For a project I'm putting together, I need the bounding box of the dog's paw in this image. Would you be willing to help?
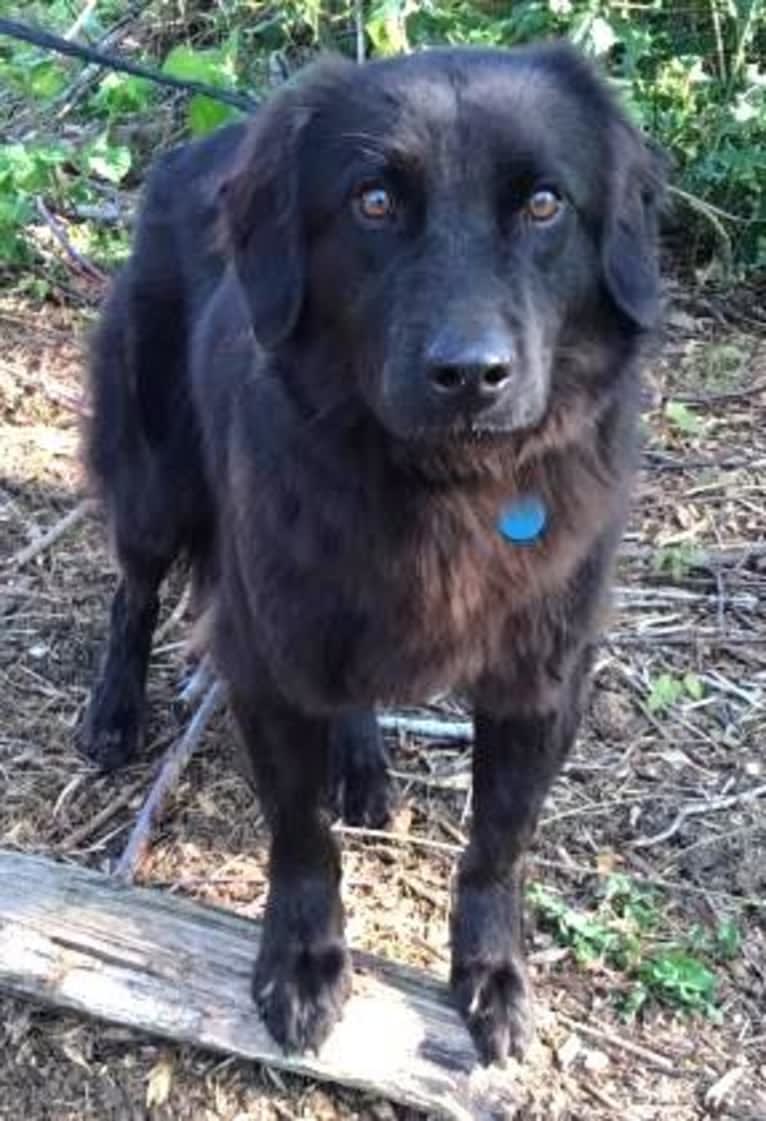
[339,752,393,828]
[329,712,393,828]
[76,683,143,772]
[253,935,352,1053]
[451,953,534,1066]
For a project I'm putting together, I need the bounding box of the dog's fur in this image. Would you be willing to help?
[80,43,664,1065]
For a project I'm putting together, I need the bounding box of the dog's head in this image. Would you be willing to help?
[221,45,666,444]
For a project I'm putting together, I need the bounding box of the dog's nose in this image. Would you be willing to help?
[425,332,515,402]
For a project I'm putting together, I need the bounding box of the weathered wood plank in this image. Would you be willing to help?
[0,851,522,1119]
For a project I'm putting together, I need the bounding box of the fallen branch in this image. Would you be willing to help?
[6,499,93,568]
[179,653,214,705]
[633,782,766,849]
[55,776,149,852]
[0,850,522,1120]
[35,196,108,282]
[155,582,192,643]
[667,185,733,269]
[115,681,225,882]
[620,541,766,569]
[53,2,155,121]
[614,584,759,611]
[705,1066,746,1112]
[0,17,256,111]
[674,376,766,407]
[379,713,472,741]
[608,630,766,648]
[336,823,462,856]
[531,856,765,910]
[557,1012,678,1075]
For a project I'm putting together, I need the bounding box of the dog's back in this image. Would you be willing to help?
[85,123,245,541]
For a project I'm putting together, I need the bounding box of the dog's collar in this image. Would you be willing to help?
[497,495,547,545]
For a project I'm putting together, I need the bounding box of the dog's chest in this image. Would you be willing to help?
[242,475,584,709]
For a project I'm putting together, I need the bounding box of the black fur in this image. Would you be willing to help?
[80,43,664,1064]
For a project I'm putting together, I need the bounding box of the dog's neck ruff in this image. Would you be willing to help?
[497,495,547,545]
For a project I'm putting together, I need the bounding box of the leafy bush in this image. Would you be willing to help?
[0,1,764,275]
[0,135,132,266]
[398,1,766,272]
[528,875,738,1021]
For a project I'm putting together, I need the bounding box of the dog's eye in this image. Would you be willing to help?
[353,183,395,224]
[525,188,562,224]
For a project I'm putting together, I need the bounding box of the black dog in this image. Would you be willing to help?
[80,43,664,1065]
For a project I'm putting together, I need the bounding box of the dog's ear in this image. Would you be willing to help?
[219,93,311,348]
[602,128,668,331]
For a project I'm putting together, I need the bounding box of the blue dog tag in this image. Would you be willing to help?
[497,495,547,545]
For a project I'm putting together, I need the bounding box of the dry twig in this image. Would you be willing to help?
[155,582,192,642]
[56,776,149,852]
[114,681,225,882]
[336,823,461,856]
[379,713,472,741]
[6,499,93,568]
[35,197,108,282]
[557,1013,678,1074]
[633,783,766,849]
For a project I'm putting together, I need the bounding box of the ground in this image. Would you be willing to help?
[0,278,764,1121]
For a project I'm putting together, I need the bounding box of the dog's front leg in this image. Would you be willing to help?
[451,649,592,1065]
[230,686,351,1054]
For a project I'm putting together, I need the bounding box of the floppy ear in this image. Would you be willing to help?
[602,129,668,331]
[220,95,311,348]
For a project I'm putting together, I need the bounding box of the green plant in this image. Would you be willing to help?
[1,1,764,276]
[633,950,718,1019]
[528,883,626,966]
[162,39,243,136]
[714,919,743,960]
[381,0,766,271]
[89,73,156,118]
[700,341,748,389]
[689,917,743,961]
[528,876,734,1021]
[647,671,704,712]
[0,130,133,268]
[653,543,706,582]
[664,400,705,437]
[0,141,68,264]
[0,2,258,267]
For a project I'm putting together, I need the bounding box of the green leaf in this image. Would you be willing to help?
[589,16,618,57]
[0,142,67,194]
[653,543,706,583]
[683,673,704,701]
[366,0,411,56]
[161,45,241,135]
[163,45,234,87]
[665,400,703,436]
[188,95,237,137]
[0,193,33,229]
[641,950,717,1010]
[28,60,67,100]
[715,920,742,960]
[570,12,619,56]
[620,983,648,1021]
[647,673,683,713]
[84,135,132,184]
[91,73,154,115]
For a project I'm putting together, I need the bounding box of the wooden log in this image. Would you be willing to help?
[0,851,522,1119]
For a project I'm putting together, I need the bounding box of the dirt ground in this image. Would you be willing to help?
[1,279,765,1121]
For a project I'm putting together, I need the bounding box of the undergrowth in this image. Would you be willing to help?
[528,874,741,1022]
[1,1,764,280]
